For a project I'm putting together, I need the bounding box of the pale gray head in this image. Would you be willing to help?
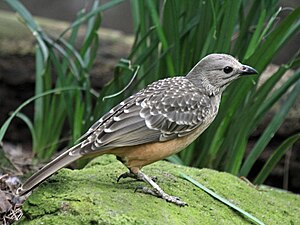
[186,53,257,94]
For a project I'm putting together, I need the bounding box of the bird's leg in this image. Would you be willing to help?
[134,171,187,206]
[117,169,157,182]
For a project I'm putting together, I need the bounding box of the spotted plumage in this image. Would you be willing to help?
[77,77,214,154]
[17,54,258,206]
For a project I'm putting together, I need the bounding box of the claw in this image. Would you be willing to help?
[134,185,144,193]
[117,171,137,182]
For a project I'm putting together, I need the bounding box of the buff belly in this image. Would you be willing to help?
[108,124,208,169]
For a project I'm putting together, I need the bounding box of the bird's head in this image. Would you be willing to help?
[186,53,258,94]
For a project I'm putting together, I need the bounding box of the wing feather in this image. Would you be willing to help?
[78,77,213,153]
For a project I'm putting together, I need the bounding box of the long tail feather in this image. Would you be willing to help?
[17,143,83,196]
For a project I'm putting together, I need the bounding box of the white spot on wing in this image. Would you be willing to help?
[113,116,121,121]
[104,128,112,133]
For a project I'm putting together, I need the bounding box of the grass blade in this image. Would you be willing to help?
[240,70,300,176]
[4,0,49,63]
[0,87,82,143]
[15,113,37,149]
[167,155,184,165]
[254,133,300,184]
[146,0,175,74]
[250,7,300,70]
[59,0,125,38]
[102,60,140,101]
[180,173,265,225]
[215,0,241,52]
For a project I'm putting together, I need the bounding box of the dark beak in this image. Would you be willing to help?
[240,65,258,75]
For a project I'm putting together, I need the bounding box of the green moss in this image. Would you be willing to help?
[20,155,300,224]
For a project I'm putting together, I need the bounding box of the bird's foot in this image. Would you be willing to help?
[117,171,137,182]
[118,169,186,206]
[135,186,187,206]
[134,170,187,206]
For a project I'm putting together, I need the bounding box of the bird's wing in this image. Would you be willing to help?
[76,77,213,155]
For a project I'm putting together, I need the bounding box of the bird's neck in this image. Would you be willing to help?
[186,74,221,96]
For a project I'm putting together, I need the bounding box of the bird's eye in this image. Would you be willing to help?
[223,66,233,74]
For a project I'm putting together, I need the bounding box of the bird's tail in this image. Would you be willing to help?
[17,143,83,196]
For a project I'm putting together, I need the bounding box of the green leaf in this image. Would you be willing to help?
[167,155,184,165]
[254,133,300,184]
[4,0,49,63]
[215,0,241,52]
[146,0,175,74]
[59,0,125,38]
[240,70,300,176]
[250,7,300,70]
[180,173,265,225]
[0,87,82,143]
[15,113,37,149]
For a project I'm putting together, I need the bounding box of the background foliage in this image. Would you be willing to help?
[1,0,300,185]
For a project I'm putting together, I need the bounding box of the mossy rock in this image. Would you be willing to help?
[20,155,300,224]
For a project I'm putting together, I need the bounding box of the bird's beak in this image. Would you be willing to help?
[240,65,258,75]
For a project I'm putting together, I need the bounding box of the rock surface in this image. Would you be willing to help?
[20,155,300,225]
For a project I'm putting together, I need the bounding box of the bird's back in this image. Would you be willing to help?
[74,76,219,156]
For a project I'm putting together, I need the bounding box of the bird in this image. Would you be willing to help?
[16,53,257,206]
